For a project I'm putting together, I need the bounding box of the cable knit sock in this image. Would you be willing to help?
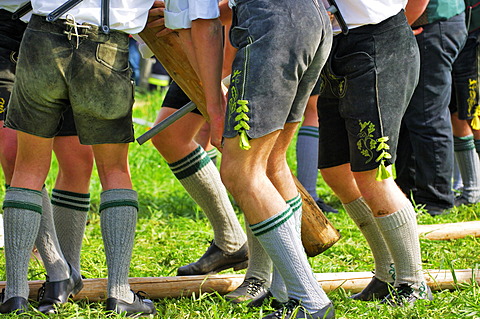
[296,126,320,201]
[35,187,70,281]
[100,189,138,303]
[251,206,331,313]
[454,135,480,202]
[52,189,90,273]
[343,197,395,283]
[169,146,246,253]
[244,222,272,284]
[3,187,43,300]
[375,204,428,298]
[206,148,218,166]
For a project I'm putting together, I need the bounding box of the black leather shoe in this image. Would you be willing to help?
[263,299,335,319]
[316,198,339,214]
[225,277,269,306]
[106,291,157,317]
[0,289,28,314]
[37,265,83,314]
[350,276,392,301]
[177,241,248,276]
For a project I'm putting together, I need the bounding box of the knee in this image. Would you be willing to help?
[219,159,237,193]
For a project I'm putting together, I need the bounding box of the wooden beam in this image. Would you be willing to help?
[139,22,208,118]
[418,221,480,240]
[294,175,341,257]
[2,269,476,302]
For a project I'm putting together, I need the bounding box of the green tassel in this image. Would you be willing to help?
[375,161,392,181]
[239,131,251,150]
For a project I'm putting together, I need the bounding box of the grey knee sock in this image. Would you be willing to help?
[52,189,90,274]
[100,189,138,302]
[343,197,395,283]
[474,139,480,155]
[169,146,246,253]
[270,194,303,303]
[251,206,331,312]
[296,126,320,201]
[375,204,427,298]
[206,148,218,166]
[244,221,272,284]
[3,187,43,299]
[35,187,70,282]
[454,135,480,202]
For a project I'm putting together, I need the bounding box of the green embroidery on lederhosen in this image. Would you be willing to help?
[356,120,392,181]
[0,98,5,115]
[321,66,347,98]
[468,78,480,130]
[228,36,253,150]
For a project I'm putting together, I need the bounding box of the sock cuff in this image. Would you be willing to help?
[249,206,293,236]
[52,189,91,212]
[298,126,319,138]
[286,193,302,212]
[168,145,211,179]
[206,148,218,160]
[475,139,480,153]
[100,189,138,212]
[3,187,43,214]
[343,197,371,221]
[454,135,475,152]
[376,204,416,231]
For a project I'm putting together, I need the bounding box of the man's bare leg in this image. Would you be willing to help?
[221,131,332,315]
[2,132,53,308]
[52,136,94,274]
[151,108,248,275]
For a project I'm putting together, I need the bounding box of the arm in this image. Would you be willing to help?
[190,18,225,149]
[404,0,429,25]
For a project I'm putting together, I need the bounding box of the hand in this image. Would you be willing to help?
[208,93,227,152]
[412,27,423,36]
[327,11,334,23]
[147,1,173,37]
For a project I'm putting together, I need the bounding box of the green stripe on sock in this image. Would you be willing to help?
[100,200,139,212]
[52,189,91,198]
[298,126,319,139]
[3,200,42,214]
[169,147,211,179]
[169,146,203,170]
[454,135,475,152]
[250,207,294,236]
[51,190,90,211]
[286,194,302,207]
[250,208,290,231]
[51,200,90,212]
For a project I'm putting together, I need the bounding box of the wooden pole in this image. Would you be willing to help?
[3,269,476,302]
[138,23,208,118]
[294,175,341,257]
[418,221,480,240]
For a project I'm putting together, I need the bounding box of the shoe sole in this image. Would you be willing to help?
[204,260,249,275]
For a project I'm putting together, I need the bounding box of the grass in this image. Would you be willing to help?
[0,89,479,318]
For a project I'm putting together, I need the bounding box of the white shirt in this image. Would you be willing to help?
[0,1,30,13]
[325,0,407,34]
[32,0,155,34]
[1,1,32,22]
[164,0,220,29]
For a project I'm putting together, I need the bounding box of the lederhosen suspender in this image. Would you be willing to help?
[11,1,33,20]
[47,0,110,34]
[326,0,349,35]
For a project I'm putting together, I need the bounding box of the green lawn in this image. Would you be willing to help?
[0,89,479,318]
